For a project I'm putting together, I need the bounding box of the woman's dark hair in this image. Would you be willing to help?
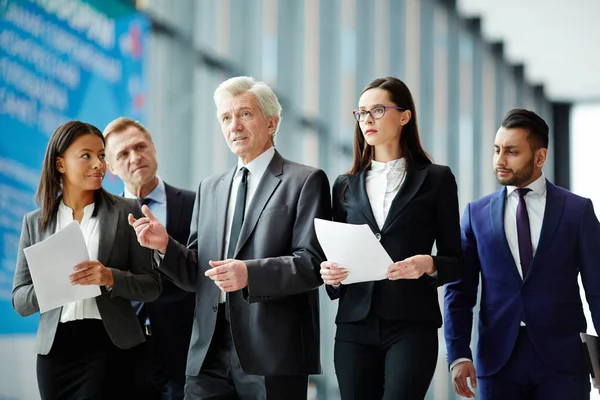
[36,120,109,230]
[349,76,431,175]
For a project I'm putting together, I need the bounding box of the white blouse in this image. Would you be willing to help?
[57,201,102,322]
[365,158,407,229]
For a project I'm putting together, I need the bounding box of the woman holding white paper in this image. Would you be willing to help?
[320,77,462,399]
[12,120,161,399]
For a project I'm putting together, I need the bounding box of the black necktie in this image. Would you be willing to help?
[516,188,533,277]
[227,167,248,259]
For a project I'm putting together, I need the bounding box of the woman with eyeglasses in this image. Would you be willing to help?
[320,76,462,399]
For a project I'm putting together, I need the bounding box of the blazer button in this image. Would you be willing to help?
[375,233,382,241]
[212,305,218,312]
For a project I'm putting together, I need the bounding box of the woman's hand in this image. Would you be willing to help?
[320,261,348,285]
[386,255,436,280]
[69,260,114,287]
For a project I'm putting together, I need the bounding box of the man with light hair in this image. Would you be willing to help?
[129,76,332,399]
[104,117,196,399]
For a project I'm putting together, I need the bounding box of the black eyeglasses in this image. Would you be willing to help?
[352,105,406,122]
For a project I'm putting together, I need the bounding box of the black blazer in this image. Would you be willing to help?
[326,162,462,328]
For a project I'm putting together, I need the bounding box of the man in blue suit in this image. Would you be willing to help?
[444,108,600,399]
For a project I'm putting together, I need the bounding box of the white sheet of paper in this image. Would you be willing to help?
[314,218,394,285]
[23,220,101,313]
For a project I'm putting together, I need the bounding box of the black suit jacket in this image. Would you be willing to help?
[145,182,196,381]
[159,151,332,376]
[326,163,462,328]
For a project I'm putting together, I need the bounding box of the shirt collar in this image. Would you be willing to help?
[123,177,166,204]
[236,146,276,178]
[370,158,406,172]
[506,173,547,198]
[58,200,95,218]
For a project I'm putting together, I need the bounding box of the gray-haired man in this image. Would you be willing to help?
[130,76,331,399]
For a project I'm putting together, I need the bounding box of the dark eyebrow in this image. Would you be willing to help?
[358,104,385,110]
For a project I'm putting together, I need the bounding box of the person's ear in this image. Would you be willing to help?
[535,147,547,168]
[56,157,65,174]
[268,116,279,135]
[400,110,412,126]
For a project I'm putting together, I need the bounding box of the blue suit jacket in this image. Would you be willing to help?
[444,180,600,376]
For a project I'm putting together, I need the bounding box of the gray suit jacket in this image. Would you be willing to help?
[159,151,332,376]
[12,192,162,355]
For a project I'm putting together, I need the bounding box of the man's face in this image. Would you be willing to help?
[217,91,277,164]
[493,127,544,187]
[105,126,158,187]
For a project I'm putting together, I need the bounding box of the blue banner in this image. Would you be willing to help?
[0,0,148,336]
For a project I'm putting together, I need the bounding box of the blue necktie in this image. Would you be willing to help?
[134,197,152,327]
[516,188,533,277]
[137,197,152,210]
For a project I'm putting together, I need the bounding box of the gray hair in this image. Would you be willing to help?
[213,76,283,137]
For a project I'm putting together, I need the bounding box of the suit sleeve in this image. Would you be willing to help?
[431,166,462,286]
[245,169,332,301]
[157,182,202,292]
[325,175,347,301]
[444,202,480,367]
[12,215,39,316]
[577,199,600,334]
[109,201,162,302]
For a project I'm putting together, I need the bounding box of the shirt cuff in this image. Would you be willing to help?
[427,270,438,278]
[449,358,472,371]
[152,250,165,268]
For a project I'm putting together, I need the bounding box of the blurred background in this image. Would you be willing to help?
[1,0,599,399]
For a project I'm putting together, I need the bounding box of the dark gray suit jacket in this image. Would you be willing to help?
[12,192,162,355]
[159,151,332,376]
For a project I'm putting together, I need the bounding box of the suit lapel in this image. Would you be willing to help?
[38,215,57,241]
[346,172,378,230]
[381,164,428,232]
[233,152,283,257]
[164,183,182,233]
[97,196,118,266]
[531,181,565,272]
[216,169,236,260]
[490,188,521,278]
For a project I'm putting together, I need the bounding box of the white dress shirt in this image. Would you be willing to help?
[58,201,102,322]
[450,173,546,371]
[220,146,276,303]
[504,173,546,280]
[366,158,407,230]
